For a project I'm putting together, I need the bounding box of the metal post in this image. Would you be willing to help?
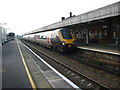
[82,23,89,46]
[116,25,119,44]
[86,29,89,46]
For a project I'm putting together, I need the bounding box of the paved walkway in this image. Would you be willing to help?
[2,40,31,88]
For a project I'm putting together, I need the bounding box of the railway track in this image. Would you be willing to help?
[21,40,110,89]
[66,52,120,77]
[21,39,120,77]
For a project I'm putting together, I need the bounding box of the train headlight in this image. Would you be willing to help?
[62,41,66,45]
[62,43,65,45]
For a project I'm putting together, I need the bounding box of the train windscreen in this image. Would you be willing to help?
[60,28,73,39]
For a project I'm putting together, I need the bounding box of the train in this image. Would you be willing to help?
[22,28,76,53]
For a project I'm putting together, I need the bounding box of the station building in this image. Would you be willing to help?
[69,14,119,44]
[26,1,120,45]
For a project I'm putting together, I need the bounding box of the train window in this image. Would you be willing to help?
[56,36,59,39]
[41,36,43,39]
[41,35,47,39]
[56,36,58,38]
[41,35,46,39]
[60,28,73,39]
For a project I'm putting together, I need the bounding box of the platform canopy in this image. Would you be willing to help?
[25,1,120,35]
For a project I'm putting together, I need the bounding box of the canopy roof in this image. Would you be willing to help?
[25,1,120,35]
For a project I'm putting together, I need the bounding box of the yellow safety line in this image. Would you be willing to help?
[16,40,37,90]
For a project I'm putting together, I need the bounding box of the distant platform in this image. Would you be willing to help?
[77,43,120,55]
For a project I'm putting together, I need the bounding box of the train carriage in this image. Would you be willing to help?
[23,28,76,53]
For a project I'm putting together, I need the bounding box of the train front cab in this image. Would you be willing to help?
[58,28,76,53]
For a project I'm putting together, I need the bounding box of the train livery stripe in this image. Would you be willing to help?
[16,40,37,90]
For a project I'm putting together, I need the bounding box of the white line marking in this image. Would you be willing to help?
[20,40,81,90]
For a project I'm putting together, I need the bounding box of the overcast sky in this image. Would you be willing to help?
[0,0,119,35]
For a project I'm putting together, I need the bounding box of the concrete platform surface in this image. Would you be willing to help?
[2,40,31,88]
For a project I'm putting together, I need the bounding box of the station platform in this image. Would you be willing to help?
[2,40,31,89]
[2,39,78,89]
[77,42,120,55]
